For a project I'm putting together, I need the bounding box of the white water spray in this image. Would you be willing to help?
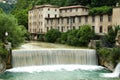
[101,63,120,78]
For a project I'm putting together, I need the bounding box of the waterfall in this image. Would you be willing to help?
[113,63,120,74]
[12,49,98,67]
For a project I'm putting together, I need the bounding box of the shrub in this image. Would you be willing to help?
[111,47,120,66]
[89,6,112,15]
[97,47,120,66]
[78,25,95,46]
[101,25,120,47]
[45,29,61,43]
[0,41,7,59]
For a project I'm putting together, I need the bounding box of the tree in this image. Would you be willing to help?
[45,29,61,43]
[102,25,120,47]
[78,25,95,46]
[0,14,26,47]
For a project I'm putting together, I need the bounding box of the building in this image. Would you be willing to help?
[28,4,120,39]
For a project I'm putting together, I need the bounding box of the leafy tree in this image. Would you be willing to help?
[0,14,26,47]
[45,29,61,43]
[102,25,120,47]
[14,9,28,29]
[0,3,14,13]
[89,6,112,15]
[0,8,4,13]
[78,25,95,46]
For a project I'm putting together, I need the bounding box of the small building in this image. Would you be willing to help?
[28,4,120,39]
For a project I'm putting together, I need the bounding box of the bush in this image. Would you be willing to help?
[111,47,120,66]
[45,29,61,43]
[78,25,95,46]
[97,47,120,66]
[0,14,27,47]
[67,35,79,46]
[101,25,120,47]
[97,47,112,62]
[0,41,7,59]
[89,6,112,15]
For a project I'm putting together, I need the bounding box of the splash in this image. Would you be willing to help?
[101,63,120,78]
[7,65,104,73]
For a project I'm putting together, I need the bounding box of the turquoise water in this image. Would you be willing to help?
[0,65,119,80]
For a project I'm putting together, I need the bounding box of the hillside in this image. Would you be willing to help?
[0,2,15,13]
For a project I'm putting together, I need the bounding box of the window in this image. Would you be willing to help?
[48,8,50,11]
[70,9,72,12]
[51,26,53,29]
[47,27,49,31]
[92,16,95,22]
[92,26,95,31]
[108,26,112,32]
[73,26,75,29]
[51,20,53,24]
[108,15,112,22]
[79,17,81,23]
[82,8,84,11]
[76,8,78,12]
[55,9,57,11]
[72,17,75,23]
[65,9,67,12]
[60,10,62,13]
[100,26,103,33]
[67,18,69,24]
[47,20,49,24]
[100,15,103,22]
[67,26,69,30]
[48,14,50,18]
[61,26,64,32]
[58,26,59,30]
[61,18,63,24]
[85,16,88,22]
[55,14,57,18]
[58,19,59,24]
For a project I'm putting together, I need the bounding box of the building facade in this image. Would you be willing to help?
[28,4,120,39]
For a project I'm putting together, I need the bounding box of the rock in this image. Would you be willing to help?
[115,30,120,47]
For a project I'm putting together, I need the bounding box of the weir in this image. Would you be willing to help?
[12,49,98,67]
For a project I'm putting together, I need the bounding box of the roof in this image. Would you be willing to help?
[33,4,59,9]
[60,5,89,10]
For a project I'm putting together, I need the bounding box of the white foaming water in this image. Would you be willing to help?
[101,63,120,78]
[12,49,98,67]
[7,65,104,73]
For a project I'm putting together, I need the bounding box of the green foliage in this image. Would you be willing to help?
[0,8,4,14]
[0,41,7,59]
[111,47,120,65]
[0,3,14,13]
[38,34,45,41]
[91,0,118,7]
[97,47,120,66]
[78,25,95,46]
[45,25,95,47]
[101,25,120,47]
[14,9,28,29]
[89,6,112,15]
[67,35,79,46]
[97,47,112,61]
[0,14,26,47]
[45,29,61,43]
